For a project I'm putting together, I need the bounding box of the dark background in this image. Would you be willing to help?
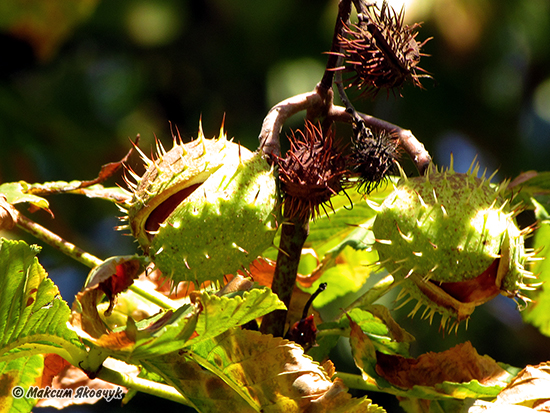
[1,0,550,411]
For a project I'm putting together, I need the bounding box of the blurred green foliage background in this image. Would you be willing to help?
[1,0,550,412]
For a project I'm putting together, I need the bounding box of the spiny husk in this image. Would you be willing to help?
[371,160,538,330]
[276,122,350,220]
[119,123,279,286]
[351,123,400,194]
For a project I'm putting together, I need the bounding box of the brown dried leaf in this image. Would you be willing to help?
[71,288,109,339]
[78,144,136,189]
[93,330,136,351]
[310,378,381,413]
[322,359,336,378]
[142,266,199,299]
[86,256,144,316]
[509,171,539,189]
[71,256,144,340]
[240,257,278,286]
[40,354,70,388]
[375,341,509,389]
[145,328,381,413]
[35,358,131,409]
[494,362,550,410]
[0,194,17,231]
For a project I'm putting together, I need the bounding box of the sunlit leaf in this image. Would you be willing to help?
[304,247,377,309]
[0,354,43,413]
[0,238,87,366]
[306,182,393,251]
[366,305,415,346]
[292,185,392,309]
[0,182,50,213]
[80,286,284,362]
[87,303,199,361]
[306,191,372,248]
[186,287,286,347]
[523,214,550,336]
[311,306,412,364]
[349,317,380,382]
[130,304,199,359]
[260,183,393,317]
[348,306,413,355]
[144,328,384,413]
[347,309,411,356]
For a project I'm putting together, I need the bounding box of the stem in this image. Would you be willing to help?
[328,104,432,174]
[335,61,355,116]
[14,210,178,309]
[335,372,380,392]
[301,282,327,320]
[259,91,322,158]
[260,214,309,337]
[129,282,177,310]
[336,371,454,399]
[319,0,352,90]
[96,366,191,406]
[343,274,397,313]
[316,328,349,338]
[16,212,103,268]
[258,89,431,175]
[259,91,431,176]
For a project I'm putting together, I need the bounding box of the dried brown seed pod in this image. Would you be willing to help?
[276,121,350,220]
[337,1,430,97]
[351,120,400,194]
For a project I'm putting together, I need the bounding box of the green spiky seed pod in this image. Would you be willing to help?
[120,124,279,286]
[371,161,537,330]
